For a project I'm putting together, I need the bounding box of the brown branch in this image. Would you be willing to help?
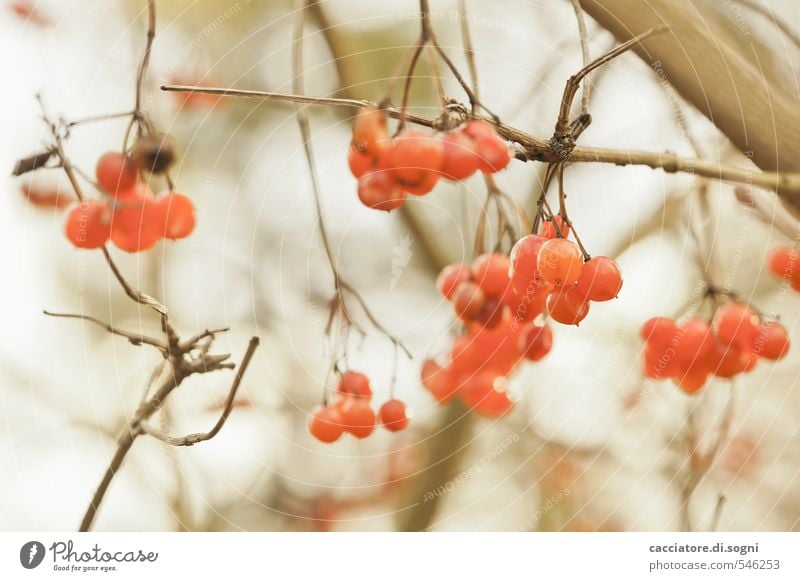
[140,337,259,446]
[554,25,667,140]
[291,0,412,358]
[569,0,592,116]
[43,310,167,351]
[160,84,800,197]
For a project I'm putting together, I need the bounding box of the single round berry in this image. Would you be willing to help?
[510,234,547,281]
[384,130,444,186]
[437,263,472,300]
[109,193,161,253]
[156,192,195,240]
[452,281,486,320]
[521,324,553,361]
[674,318,714,365]
[463,121,509,174]
[337,371,372,400]
[546,284,589,325]
[713,303,760,351]
[379,399,410,432]
[537,238,583,287]
[96,152,138,195]
[352,106,388,159]
[576,256,623,302]
[472,253,511,297]
[348,146,373,179]
[357,171,406,211]
[65,200,111,249]
[309,406,344,443]
[439,130,479,181]
[338,398,376,439]
[753,322,790,360]
[641,317,679,345]
[767,246,800,282]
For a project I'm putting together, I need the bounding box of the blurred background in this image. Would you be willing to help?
[1,0,800,532]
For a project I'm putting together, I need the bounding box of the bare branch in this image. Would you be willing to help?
[141,337,260,447]
[43,310,167,351]
[160,84,800,198]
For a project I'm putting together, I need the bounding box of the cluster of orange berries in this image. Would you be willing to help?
[642,304,790,394]
[347,107,510,211]
[309,372,410,443]
[64,151,195,252]
[509,218,624,325]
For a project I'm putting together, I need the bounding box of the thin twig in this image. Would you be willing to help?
[457,0,479,113]
[554,25,667,140]
[292,0,412,358]
[141,337,260,446]
[43,310,167,351]
[569,0,592,116]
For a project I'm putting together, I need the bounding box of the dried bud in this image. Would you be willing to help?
[131,133,177,174]
[432,100,469,132]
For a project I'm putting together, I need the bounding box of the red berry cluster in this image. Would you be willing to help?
[509,223,623,325]
[768,246,800,291]
[419,253,554,418]
[308,371,410,444]
[348,107,510,211]
[642,304,790,394]
[64,152,195,252]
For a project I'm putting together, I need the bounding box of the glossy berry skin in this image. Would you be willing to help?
[348,147,373,179]
[472,253,511,296]
[452,281,487,321]
[546,284,589,325]
[65,201,111,249]
[397,169,439,196]
[440,131,479,181]
[537,239,583,287]
[379,399,410,432]
[521,324,553,361]
[753,322,790,360]
[357,171,406,211]
[641,317,679,345]
[157,192,195,240]
[338,398,376,439]
[437,263,472,300]
[309,406,344,443]
[109,194,161,253]
[674,318,714,366]
[767,246,800,286]
[476,297,507,329]
[540,216,570,239]
[713,303,760,352]
[352,106,388,159]
[463,121,510,174]
[384,130,444,187]
[337,371,373,400]
[96,152,139,196]
[576,256,623,302]
[460,373,513,418]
